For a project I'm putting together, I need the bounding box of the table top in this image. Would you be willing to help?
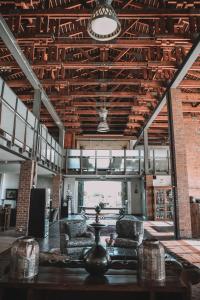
[0,265,188,292]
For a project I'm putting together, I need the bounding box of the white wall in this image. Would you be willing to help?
[128,178,144,216]
[37,175,53,191]
[76,139,129,149]
[0,172,54,208]
[0,173,19,208]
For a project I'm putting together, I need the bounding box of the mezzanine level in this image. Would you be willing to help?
[66,148,170,176]
[0,77,63,172]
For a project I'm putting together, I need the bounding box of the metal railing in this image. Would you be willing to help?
[0,77,62,171]
[66,149,170,175]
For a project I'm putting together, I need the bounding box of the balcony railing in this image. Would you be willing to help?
[66,149,170,175]
[0,77,62,171]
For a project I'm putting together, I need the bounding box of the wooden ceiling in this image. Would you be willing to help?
[0,0,200,143]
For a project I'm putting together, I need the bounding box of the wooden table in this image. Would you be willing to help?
[0,265,191,300]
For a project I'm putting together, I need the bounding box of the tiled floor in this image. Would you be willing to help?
[144,221,200,268]
[144,221,200,300]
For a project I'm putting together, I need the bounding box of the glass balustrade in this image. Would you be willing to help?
[0,78,62,171]
[66,148,170,175]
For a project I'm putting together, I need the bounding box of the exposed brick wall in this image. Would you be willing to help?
[145,175,154,220]
[64,131,76,148]
[169,89,192,238]
[52,174,62,213]
[16,160,35,234]
[184,119,200,198]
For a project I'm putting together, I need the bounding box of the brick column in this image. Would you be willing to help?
[64,131,76,149]
[52,174,62,213]
[16,160,36,234]
[168,88,192,238]
[145,175,154,220]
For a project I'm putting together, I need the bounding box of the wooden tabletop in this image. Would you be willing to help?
[0,265,188,290]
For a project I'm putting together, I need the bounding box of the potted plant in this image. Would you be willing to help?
[99,201,105,209]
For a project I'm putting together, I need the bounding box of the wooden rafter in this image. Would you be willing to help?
[0,1,200,138]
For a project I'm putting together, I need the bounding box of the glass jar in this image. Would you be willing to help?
[138,238,165,281]
[10,236,39,279]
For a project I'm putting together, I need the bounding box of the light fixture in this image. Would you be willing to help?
[87,0,121,41]
[97,107,110,133]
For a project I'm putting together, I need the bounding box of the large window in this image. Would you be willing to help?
[83,181,122,208]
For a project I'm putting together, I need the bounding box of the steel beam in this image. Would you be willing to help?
[0,15,64,131]
[144,128,149,175]
[137,35,200,142]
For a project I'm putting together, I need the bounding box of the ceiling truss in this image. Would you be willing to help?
[1,0,200,143]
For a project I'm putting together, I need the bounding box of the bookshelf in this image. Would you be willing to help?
[154,187,173,221]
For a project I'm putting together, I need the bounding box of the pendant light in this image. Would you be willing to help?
[97,107,110,133]
[87,0,121,41]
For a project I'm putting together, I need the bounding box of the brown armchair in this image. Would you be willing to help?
[114,219,144,249]
[60,219,94,257]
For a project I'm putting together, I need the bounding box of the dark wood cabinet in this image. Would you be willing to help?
[28,189,50,238]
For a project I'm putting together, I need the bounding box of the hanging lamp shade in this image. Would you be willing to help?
[97,107,110,132]
[97,120,110,132]
[87,0,121,41]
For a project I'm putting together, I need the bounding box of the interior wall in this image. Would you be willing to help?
[76,139,129,149]
[0,173,19,207]
[0,171,54,208]
[184,119,200,198]
[128,178,144,216]
[37,176,53,193]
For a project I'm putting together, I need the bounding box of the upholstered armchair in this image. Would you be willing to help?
[114,219,144,249]
[60,219,95,257]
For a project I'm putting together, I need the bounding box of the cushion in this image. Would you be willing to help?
[67,237,94,247]
[116,219,143,239]
[114,238,139,249]
[65,220,87,238]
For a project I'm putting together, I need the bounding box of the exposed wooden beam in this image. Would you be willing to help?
[0,60,182,70]
[18,92,156,100]
[137,36,200,141]
[10,38,192,48]
[7,78,200,89]
[0,15,64,131]
[2,8,200,18]
[6,78,163,88]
